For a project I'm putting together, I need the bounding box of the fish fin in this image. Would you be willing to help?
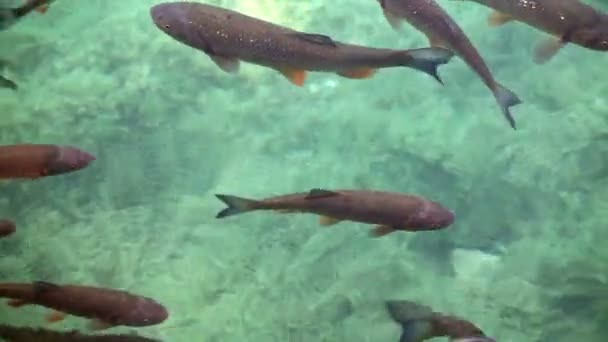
[337,68,377,79]
[289,33,337,47]
[0,75,17,91]
[88,319,115,331]
[488,11,514,27]
[35,5,49,14]
[492,83,522,130]
[276,67,307,86]
[319,215,341,226]
[7,299,28,307]
[533,37,565,64]
[400,47,455,85]
[381,9,403,30]
[385,300,434,322]
[46,310,66,323]
[214,194,259,218]
[209,55,240,73]
[305,188,340,199]
[398,320,434,342]
[426,35,448,49]
[370,225,395,237]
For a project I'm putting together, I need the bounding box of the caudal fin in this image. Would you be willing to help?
[493,83,522,130]
[385,300,435,342]
[215,194,259,218]
[403,47,455,85]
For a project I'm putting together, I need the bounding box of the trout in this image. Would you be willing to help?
[0,144,95,179]
[150,2,455,85]
[215,188,454,237]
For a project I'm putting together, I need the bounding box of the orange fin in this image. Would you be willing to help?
[488,11,514,27]
[277,67,307,86]
[382,9,402,30]
[319,215,341,226]
[7,299,28,307]
[46,310,66,323]
[370,225,395,238]
[35,5,49,14]
[337,68,376,79]
[533,37,565,64]
[88,319,115,331]
[209,55,240,73]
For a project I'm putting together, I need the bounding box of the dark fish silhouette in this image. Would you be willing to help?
[215,188,454,237]
[460,0,608,63]
[0,144,95,179]
[0,75,17,90]
[1,281,168,330]
[0,0,54,30]
[0,219,15,238]
[385,300,495,342]
[150,2,455,85]
[0,324,162,342]
[377,0,521,129]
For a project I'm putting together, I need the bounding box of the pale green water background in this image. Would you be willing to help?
[1,0,607,341]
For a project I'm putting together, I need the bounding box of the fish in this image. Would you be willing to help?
[214,188,454,237]
[150,2,456,86]
[1,281,168,330]
[0,323,162,342]
[0,75,17,90]
[0,0,54,30]
[376,0,521,129]
[453,0,608,64]
[385,300,494,342]
[0,219,15,238]
[0,144,95,179]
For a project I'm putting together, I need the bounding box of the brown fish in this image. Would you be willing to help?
[0,0,54,30]
[457,0,608,63]
[0,219,16,238]
[0,144,95,179]
[1,281,168,330]
[215,188,454,237]
[0,324,161,342]
[385,300,495,342]
[150,2,456,85]
[377,0,521,129]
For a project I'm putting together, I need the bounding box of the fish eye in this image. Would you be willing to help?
[164,24,170,29]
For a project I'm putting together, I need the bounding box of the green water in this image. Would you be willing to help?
[1,0,607,341]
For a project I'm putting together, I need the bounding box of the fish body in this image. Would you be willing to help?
[377,0,521,129]
[1,282,168,329]
[385,300,492,342]
[0,144,95,179]
[0,219,15,238]
[0,324,162,342]
[461,0,608,63]
[0,0,54,30]
[150,2,455,85]
[215,188,454,237]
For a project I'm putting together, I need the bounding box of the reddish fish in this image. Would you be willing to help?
[0,324,162,342]
[458,0,608,63]
[215,188,454,237]
[150,2,456,86]
[1,281,168,330]
[0,219,15,238]
[376,0,521,129]
[0,144,95,179]
[385,300,495,342]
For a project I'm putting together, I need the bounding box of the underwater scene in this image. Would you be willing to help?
[1,0,608,341]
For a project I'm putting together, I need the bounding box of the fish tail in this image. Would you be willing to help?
[401,47,455,85]
[492,83,522,130]
[215,194,260,218]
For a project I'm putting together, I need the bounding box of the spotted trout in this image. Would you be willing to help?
[150,2,456,86]
[215,188,454,237]
[0,0,54,30]
[1,281,168,330]
[0,144,95,179]
[456,0,608,63]
[385,300,495,342]
[376,0,522,129]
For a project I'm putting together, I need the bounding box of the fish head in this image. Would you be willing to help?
[408,201,455,230]
[571,25,608,51]
[46,146,95,175]
[150,3,190,42]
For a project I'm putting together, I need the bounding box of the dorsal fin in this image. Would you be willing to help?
[33,281,60,293]
[305,188,340,199]
[288,33,337,47]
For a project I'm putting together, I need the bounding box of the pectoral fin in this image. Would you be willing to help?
[7,299,28,307]
[209,55,240,73]
[488,11,514,27]
[426,35,448,49]
[533,36,565,64]
[276,67,307,86]
[46,310,66,323]
[289,33,337,47]
[382,9,403,30]
[319,215,341,226]
[370,225,395,237]
[337,68,376,79]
